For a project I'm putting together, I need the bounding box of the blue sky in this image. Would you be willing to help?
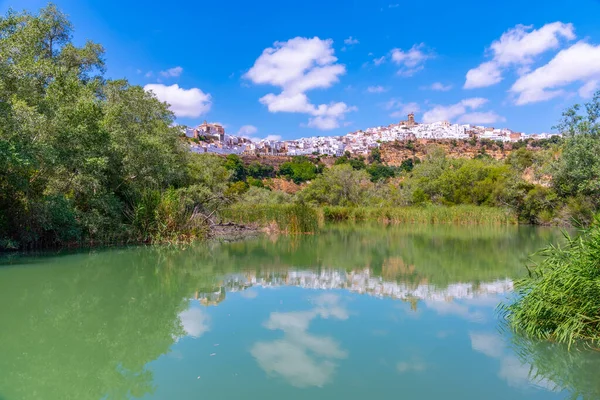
[3,0,600,139]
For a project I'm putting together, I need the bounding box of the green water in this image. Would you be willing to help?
[1,224,599,400]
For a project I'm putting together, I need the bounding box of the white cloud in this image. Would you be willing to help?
[424,82,453,91]
[373,56,386,66]
[244,37,344,91]
[465,22,575,89]
[307,116,340,130]
[250,294,349,388]
[308,102,357,130]
[389,3,400,8]
[579,80,600,99]
[245,37,355,130]
[491,22,575,65]
[264,134,282,141]
[458,111,506,125]
[145,84,212,118]
[237,125,258,136]
[461,97,489,109]
[367,85,387,93]
[259,92,315,114]
[422,97,503,125]
[390,43,434,76]
[178,307,210,338]
[344,36,359,45]
[144,71,153,78]
[390,102,420,118]
[160,66,183,78]
[510,41,600,104]
[464,61,503,89]
[385,98,420,118]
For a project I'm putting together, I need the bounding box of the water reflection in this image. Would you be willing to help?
[211,269,513,307]
[251,294,348,388]
[508,335,600,399]
[470,332,556,391]
[178,303,211,338]
[0,224,598,400]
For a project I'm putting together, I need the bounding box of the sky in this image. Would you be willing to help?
[3,0,600,140]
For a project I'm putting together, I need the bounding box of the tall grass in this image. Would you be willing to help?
[500,217,600,348]
[222,204,321,234]
[322,205,517,225]
[131,188,210,244]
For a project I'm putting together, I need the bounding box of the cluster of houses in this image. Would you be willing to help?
[185,114,560,156]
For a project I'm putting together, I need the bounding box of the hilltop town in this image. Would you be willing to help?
[185,114,560,156]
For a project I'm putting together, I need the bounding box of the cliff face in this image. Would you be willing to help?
[379,139,513,166]
[265,178,303,194]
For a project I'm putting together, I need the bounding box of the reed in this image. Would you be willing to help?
[222,204,321,234]
[500,217,600,348]
[322,205,517,225]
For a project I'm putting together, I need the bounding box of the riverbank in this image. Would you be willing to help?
[221,204,518,234]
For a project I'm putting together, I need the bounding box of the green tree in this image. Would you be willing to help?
[552,92,600,205]
[299,164,372,206]
[224,154,247,182]
[0,4,216,249]
[279,156,319,183]
[368,147,382,163]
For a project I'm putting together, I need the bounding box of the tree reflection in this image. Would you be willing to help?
[509,334,600,400]
[0,247,204,400]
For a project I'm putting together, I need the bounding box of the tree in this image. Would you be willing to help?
[367,163,395,182]
[0,5,218,249]
[552,91,600,201]
[279,157,319,183]
[368,147,382,163]
[299,164,371,206]
[224,154,247,182]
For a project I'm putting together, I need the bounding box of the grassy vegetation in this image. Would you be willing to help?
[321,205,517,225]
[222,204,321,234]
[223,204,517,232]
[501,218,600,348]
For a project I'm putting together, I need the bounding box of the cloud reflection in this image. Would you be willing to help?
[251,294,348,387]
[424,300,485,322]
[469,332,556,391]
[178,306,210,338]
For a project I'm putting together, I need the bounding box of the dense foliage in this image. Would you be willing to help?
[279,156,323,183]
[0,6,230,249]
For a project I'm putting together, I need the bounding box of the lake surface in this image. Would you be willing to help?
[1,224,600,400]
